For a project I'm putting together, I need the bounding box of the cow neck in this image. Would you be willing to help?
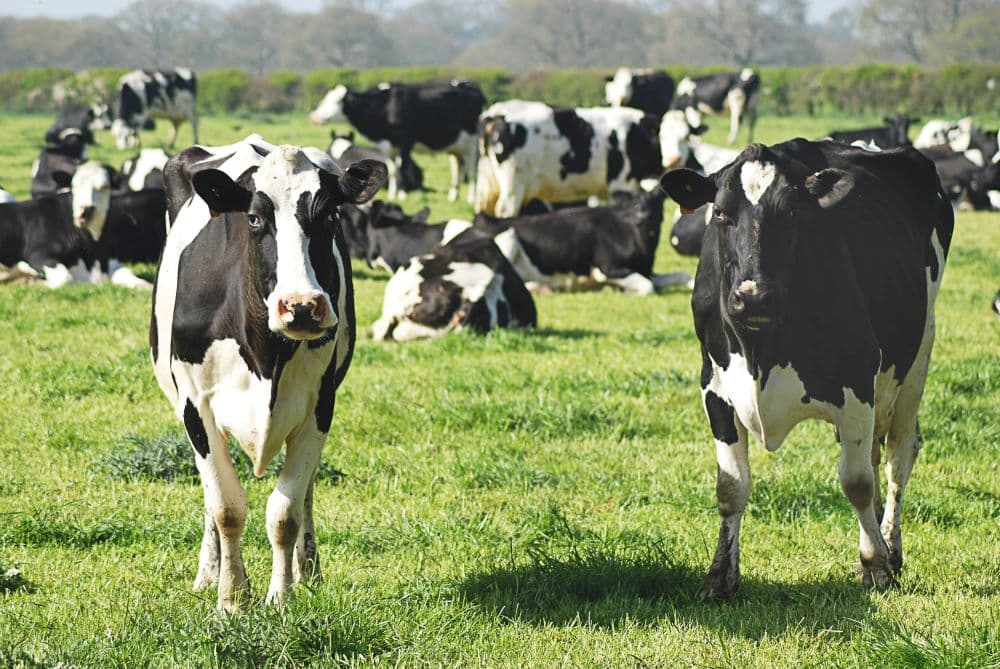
[344,92,386,142]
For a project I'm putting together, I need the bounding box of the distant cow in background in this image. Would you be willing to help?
[44,105,111,147]
[370,229,537,342]
[672,69,761,144]
[111,68,198,150]
[329,131,425,194]
[659,109,739,174]
[828,115,919,148]
[668,202,713,257]
[120,148,170,192]
[604,68,675,117]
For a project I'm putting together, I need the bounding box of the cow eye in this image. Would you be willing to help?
[714,210,735,227]
[247,213,262,229]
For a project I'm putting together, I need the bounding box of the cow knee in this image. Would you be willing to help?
[266,494,301,548]
[212,505,246,537]
[841,474,874,510]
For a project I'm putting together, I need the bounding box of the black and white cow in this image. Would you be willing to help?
[151,137,386,611]
[329,130,424,194]
[660,139,952,601]
[0,162,149,288]
[672,69,761,144]
[474,188,691,294]
[112,68,198,150]
[30,132,90,198]
[828,114,919,149]
[101,188,168,263]
[120,148,170,192]
[659,109,739,173]
[369,228,537,341]
[44,104,111,147]
[668,202,713,257]
[310,80,484,201]
[604,68,676,117]
[475,100,663,217]
[0,186,13,204]
[357,201,471,273]
[920,146,1000,211]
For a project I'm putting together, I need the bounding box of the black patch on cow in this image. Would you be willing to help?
[119,84,143,124]
[250,144,270,157]
[553,108,594,179]
[625,118,663,181]
[925,236,940,282]
[183,399,210,458]
[149,269,160,362]
[606,130,624,184]
[315,221,356,433]
[487,118,527,164]
[704,390,738,445]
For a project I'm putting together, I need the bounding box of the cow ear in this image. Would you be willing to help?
[882,116,893,125]
[412,206,430,223]
[336,159,388,204]
[659,169,717,210]
[51,170,74,189]
[690,124,709,136]
[805,168,854,209]
[193,169,252,213]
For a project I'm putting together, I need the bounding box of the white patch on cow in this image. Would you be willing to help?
[671,235,680,246]
[692,142,740,175]
[370,259,444,341]
[740,161,777,206]
[70,161,111,239]
[309,85,348,124]
[175,67,192,80]
[441,219,472,245]
[683,106,703,130]
[704,203,714,225]
[660,110,694,169]
[493,228,546,285]
[108,259,152,289]
[125,148,169,191]
[737,279,758,295]
[677,77,696,97]
[851,139,882,152]
[328,137,354,160]
[604,68,633,107]
[962,149,985,168]
[0,188,14,203]
[740,68,754,81]
[444,261,497,303]
[42,263,74,288]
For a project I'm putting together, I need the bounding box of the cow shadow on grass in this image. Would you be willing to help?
[530,327,603,340]
[457,551,874,640]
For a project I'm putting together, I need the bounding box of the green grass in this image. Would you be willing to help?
[1,112,999,667]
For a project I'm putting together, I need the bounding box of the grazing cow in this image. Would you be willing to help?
[0,162,149,288]
[329,130,424,194]
[151,137,386,611]
[828,115,919,149]
[604,68,676,117]
[370,229,537,341]
[310,80,484,201]
[44,104,111,147]
[475,100,663,217]
[474,188,690,294]
[659,139,952,601]
[668,202,712,257]
[121,148,170,192]
[111,68,198,150]
[672,69,761,144]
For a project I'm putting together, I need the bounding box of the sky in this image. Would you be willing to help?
[2,0,857,22]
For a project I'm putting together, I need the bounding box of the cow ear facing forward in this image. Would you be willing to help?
[192,169,252,214]
[804,168,854,209]
[660,168,717,211]
[334,159,388,205]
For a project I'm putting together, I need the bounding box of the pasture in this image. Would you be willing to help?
[1,111,999,667]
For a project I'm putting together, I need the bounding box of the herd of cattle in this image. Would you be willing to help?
[0,66,995,609]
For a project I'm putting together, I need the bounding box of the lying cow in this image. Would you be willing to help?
[44,104,111,148]
[827,114,919,148]
[660,138,952,600]
[672,69,761,144]
[659,109,739,174]
[604,68,675,117]
[370,229,537,341]
[0,162,148,288]
[310,80,483,201]
[668,202,712,257]
[475,100,663,217]
[151,136,386,611]
[329,130,424,194]
[30,131,90,198]
[111,68,198,150]
[121,148,170,192]
[474,188,691,295]
[920,144,1000,210]
[355,200,471,273]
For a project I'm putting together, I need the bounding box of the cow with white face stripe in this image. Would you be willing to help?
[672,69,760,145]
[660,139,952,601]
[151,137,386,611]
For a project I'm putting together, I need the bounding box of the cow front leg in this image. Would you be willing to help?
[292,473,321,586]
[447,154,462,202]
[837,403,894,590]
[265,428,324,605]
[193,506,220,592]
[700,391,750,602]
[190,114,199,145]
[186,404,250,611]
[166,120,179,150]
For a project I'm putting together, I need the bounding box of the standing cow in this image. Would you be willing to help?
[673,69,761,144]
[660,139,952,600]
[112,68,198,150]
[604,68,676,117]
[151,137,386,610]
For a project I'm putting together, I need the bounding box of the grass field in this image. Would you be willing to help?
[1,111,999,667]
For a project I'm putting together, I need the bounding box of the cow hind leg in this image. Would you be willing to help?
[447,154,463,202]
[836,399,894,590]
[166,121,179,150]
[700,392,750,602]
[193,506,220,592]
[265,428,325,605]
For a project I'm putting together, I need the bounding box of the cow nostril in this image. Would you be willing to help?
[312,299,327,321]
[731,291,745,313]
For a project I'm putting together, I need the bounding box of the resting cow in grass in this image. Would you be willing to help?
[151,136,385,610]
[660,139,952,601]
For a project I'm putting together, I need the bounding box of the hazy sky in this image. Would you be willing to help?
[3,0,857,22]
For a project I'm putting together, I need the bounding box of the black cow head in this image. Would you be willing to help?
[883,114,920,146]
[660,143,854,333]
[193,149,386,340]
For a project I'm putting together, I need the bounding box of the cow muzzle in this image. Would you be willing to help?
[727,279,781,332]
[76,205,96,228]
[273,292,337,339]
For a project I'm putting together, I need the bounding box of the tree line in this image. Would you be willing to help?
[0,0,997,74]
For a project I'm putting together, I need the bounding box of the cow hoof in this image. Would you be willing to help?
[887,550,903,575]
[265,587,294,607]
[858,562,897,591]
[698,574,739,602]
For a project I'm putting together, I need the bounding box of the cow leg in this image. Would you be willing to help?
[193,507,220,592]
[836,401,894,590]
[871,436,884,522]
[265,428,324,604]
[166,121,179,150]
[292,472,321,586]
[745,102,758,144]
[190,114,199,145]
[466,142,479,205]
[726,90,746,145]
[700,391,750,602]
[447,154,463,202]
[599,270,654,295]
[187,408,250,611]
[496,182,526,218]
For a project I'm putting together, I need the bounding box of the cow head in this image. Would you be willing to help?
[660,144,855,334]
[883,114,919,146]
[51,129,90,159]
[328,130,355,159]
[192,147,386,340]
[660,110,707,170]
[309,85,349,124]
[70,161,113,239]
[111,119,140,150]
[89,103,113,131]
[605,68,633,107]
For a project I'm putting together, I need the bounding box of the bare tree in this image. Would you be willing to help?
[116,0,218,67]
[858,0,989,63]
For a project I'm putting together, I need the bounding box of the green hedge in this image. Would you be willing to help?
[2,64,997,117]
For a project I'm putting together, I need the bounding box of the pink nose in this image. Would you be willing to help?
[276,293,331,330]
